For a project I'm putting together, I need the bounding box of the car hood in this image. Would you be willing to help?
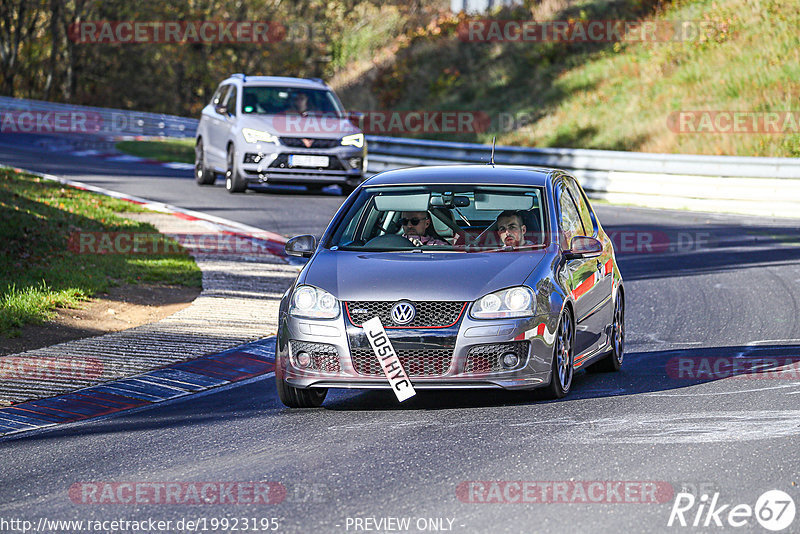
[237,114,360,138]
[301,249,546,302]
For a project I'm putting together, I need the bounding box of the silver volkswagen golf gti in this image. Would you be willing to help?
[276,165,624,407]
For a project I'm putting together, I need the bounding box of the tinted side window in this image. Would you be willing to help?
[558,183,583,246]
[565,177,594,236]
[224,85,238,115]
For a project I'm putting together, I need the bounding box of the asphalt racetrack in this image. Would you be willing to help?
[1,134,799,532]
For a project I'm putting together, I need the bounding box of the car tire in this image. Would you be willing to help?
[194,140,216,185]
[545,308,574,399]
[276,372,328,408]
[307,184,325,194]
[225,145,247,193]
[586,290,625,373]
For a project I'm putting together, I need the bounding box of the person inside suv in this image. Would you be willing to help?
[287,92,311,116]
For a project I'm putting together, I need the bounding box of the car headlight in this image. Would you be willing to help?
[340,133,364,148]
[471,286,536,319]
[242,128,278,144]
[289,285,340,319]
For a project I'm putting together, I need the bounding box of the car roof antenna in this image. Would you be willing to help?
[490,137,496,167]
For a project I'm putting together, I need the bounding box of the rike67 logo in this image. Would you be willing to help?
[668,490,795,531]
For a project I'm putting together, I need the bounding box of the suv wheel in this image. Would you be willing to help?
[194,140,216,185]
[225,145,247,193]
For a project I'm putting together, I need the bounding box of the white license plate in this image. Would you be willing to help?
[362,317,416,402]
[288,155,329,168]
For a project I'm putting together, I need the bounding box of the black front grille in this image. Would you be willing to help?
[270,154,345,171]
[289,341,341,373]
[345,301,466,328]
[280,137,339,148]
[464,341,530,374]
[351,348,453,377]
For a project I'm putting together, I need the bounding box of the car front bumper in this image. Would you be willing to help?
[239,143,365,185]
[276,310,558,391]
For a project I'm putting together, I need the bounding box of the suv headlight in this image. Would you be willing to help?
[471,286,536,319]
[341,133,364,148]
[289,285,340,319]
[242,128,278,144]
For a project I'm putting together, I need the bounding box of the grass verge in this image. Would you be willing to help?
[333,0,799,157]
[0,168,202,337]
[115,138,195,163]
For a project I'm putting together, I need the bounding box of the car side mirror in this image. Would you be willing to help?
[565,236,602,259]
[215,104,227,115]
[347,111,364,127]
[285,235,317,258]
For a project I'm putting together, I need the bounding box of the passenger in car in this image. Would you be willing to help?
[496,210,534,247]
[400,211,448,246]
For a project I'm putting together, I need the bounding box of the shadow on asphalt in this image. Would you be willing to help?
[322,343,800,411]
[5,343,797,443]
[605,220,800,281]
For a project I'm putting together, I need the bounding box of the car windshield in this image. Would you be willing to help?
[241,86,344,117]
[327,185,548,252]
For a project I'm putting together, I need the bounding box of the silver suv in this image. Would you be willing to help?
[195,74,366,194]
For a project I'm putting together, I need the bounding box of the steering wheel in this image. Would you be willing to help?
[364,234,416,249]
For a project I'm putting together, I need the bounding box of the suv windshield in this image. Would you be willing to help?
[327,185,548,252]
[241,86,343,117]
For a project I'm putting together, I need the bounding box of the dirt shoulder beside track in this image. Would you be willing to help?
[0,283,200,358]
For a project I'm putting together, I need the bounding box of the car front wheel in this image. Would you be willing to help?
[194,140,216,185]
[225,145,247,193]
[545,309,574,399]
[276,372,327,408]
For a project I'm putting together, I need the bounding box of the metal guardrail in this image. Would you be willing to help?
[364,135,800,179]
[2,96,799,216]
[0,96,198,138]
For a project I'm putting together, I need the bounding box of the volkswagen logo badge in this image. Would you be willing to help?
[390,301,416,325]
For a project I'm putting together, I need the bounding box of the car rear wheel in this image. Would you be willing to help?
[225,145,247,193]
[586,290,625,373]
[545,309,574,399]
[276,373,327,408]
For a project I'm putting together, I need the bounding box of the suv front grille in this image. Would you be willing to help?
[270,154,345,171]
[464,341,530,374]
[289,341,341,373]
[280,137,339,149]
[350,348,453,377]
[345,301,466,328]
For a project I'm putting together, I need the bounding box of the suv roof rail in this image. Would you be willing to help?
[308,77,326,85]
[230,73,246,80]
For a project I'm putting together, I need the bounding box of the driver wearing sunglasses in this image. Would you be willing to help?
[400,211,448,246]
